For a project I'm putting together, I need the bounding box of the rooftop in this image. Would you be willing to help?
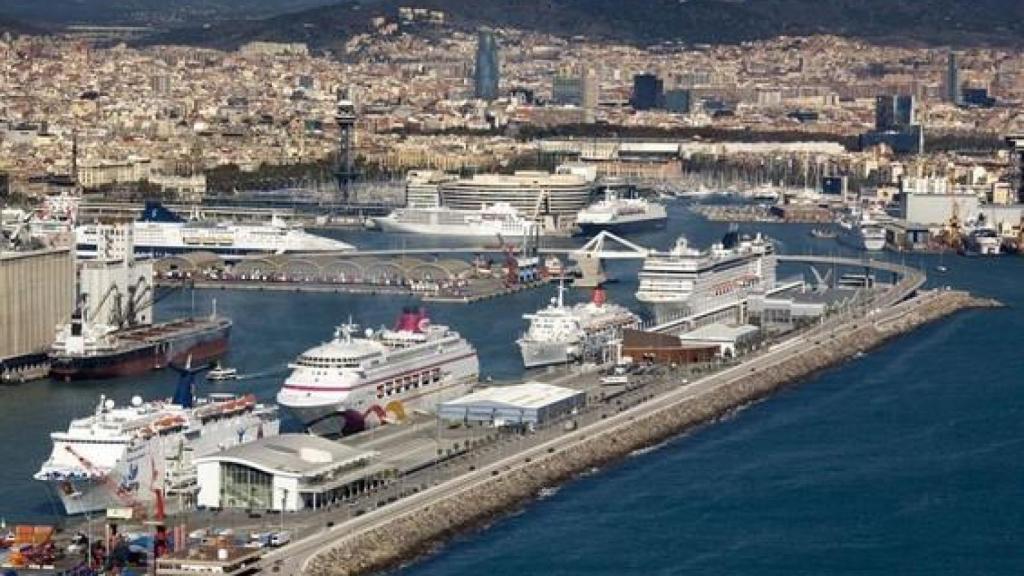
[443,381,582,410]
[679,323,760,342]
[194,433,376,477]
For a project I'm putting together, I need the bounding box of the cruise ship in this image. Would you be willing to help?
[76,201,353,258]
[518,284,640,369]
[837,212,886,252]
[35,368,280,515]
[276,308,479,436]
[575,182,667,235]
[635,231,776,324]
[373,203,540,238]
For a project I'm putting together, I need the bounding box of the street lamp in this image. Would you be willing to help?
[278,487,288,532]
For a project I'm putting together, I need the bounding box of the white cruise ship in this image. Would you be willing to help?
[35,370,279,515]
[276,308,479,436]
[518,284,640,369]
[575,182,667,235]
[636,231,776,324]
[837,213,886,252]
[373,203,540,238]
[76,201,353,258]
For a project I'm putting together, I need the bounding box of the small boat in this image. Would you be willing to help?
[207,363,239,381]
[935,265,949,273]
[809,227,837,240]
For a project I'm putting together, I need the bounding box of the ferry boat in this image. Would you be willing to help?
[518,284,640,369]
[635,230,776,324]
[276,308,479,436]
[837,213,886,251]
[50,309,231,380]
[372,203,539,238]
[76,201,353,258]
[575,182,667,235]
[34,367,280,515]
[206,363,239,381]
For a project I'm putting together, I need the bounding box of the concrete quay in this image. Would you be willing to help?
[297,289,999,576]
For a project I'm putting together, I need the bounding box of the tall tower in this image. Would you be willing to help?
[334,87,358,205]
[474,29,500,101]
[946,51,961,105]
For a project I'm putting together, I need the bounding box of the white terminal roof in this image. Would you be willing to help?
[679,323,760,343]
[444,381,582,410]
[194,434,376,478]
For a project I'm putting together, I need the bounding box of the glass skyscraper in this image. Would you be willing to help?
[474,29,500,101]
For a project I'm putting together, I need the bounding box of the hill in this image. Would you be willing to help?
[140,0,1024,51]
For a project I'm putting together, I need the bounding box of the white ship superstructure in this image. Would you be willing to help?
[276,309,479,436]
[374,203,540,238]
[965,227,1001,255]
[76,202,353,258]
[635,231,776,324]
[518,284,640,369]
[838,213,886,252]
[35,375,279,515]
[575,182,667,235]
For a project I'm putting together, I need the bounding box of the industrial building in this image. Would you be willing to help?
[677,324,761,357]
[438,382,585,427]
[0,247,75,376]
[195,434,387,512]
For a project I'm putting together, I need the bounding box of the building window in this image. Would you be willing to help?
[220,462,273,510]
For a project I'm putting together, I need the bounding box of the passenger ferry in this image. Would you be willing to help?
[76,201,353,258]
[575,182,667,235]
[35,367,279,515]
[276,309,479,436]
[635,230,776,324]
[518,284,640,369]
[837,211,886,252]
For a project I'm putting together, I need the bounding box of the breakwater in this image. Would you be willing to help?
[306,290,1000,576]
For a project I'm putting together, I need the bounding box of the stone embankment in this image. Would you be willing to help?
[306,290,1000,576]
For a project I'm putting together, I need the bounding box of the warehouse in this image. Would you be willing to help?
[438,382,585,427]
[195,434,389,512]
[677,323,761,357]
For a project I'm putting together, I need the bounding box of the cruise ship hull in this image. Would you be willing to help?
[577,214,667,236]
[374,218,535,238]
[50,319,231,380]
[518,341,573,369]
[286,373,476,437]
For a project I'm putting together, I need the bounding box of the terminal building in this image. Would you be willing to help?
[438,171,594,227]
[195,434,389,512]
[438,382,585,427]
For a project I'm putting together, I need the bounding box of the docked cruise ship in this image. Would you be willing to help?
[276,308,479,436]
[35,369,280,515]
[518,284,640,369]
[635,231,776,324]
[837,214,886,252]
[575,181,667,235]
[76,201,353,258]
[373,203,540,238]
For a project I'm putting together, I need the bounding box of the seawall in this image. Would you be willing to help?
[306,290,1000,576]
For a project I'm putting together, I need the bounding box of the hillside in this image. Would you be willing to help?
[139,0,1024,51]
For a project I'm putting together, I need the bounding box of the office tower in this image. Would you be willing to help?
[875,94,915,131]
[474,29,500,101]
[947,51,961,105]
[664,89,692,114]
[551,68,584,105]
[631,73,664,111]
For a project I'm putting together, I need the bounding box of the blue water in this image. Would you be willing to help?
[3,200,1023,574]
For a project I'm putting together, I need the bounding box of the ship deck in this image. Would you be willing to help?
[115,316,231,344]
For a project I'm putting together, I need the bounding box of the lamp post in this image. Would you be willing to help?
[279,487,288,532]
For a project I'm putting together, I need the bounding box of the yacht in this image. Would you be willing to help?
[837,212,886,252]
[373,203,540,238]
[76,201,353,258]
[518,284,640,369]
[34,368,279,515]
[276,308,479,436]
[635,231,776,324]
[963,227,1001,256]
[575,182,667,235]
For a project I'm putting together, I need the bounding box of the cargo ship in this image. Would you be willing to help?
[49,310,231,380]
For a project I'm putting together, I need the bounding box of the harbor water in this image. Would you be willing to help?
[2,200,1023,573]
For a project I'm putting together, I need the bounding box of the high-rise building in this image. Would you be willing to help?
[551,68,584,106]
[474,29,500,101]
[665,89,692,114]
[946,51,961,105]
[631,73,664,111]
[875,94,915,131]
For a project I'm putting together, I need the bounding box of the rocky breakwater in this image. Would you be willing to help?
[306,289,1000,576]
